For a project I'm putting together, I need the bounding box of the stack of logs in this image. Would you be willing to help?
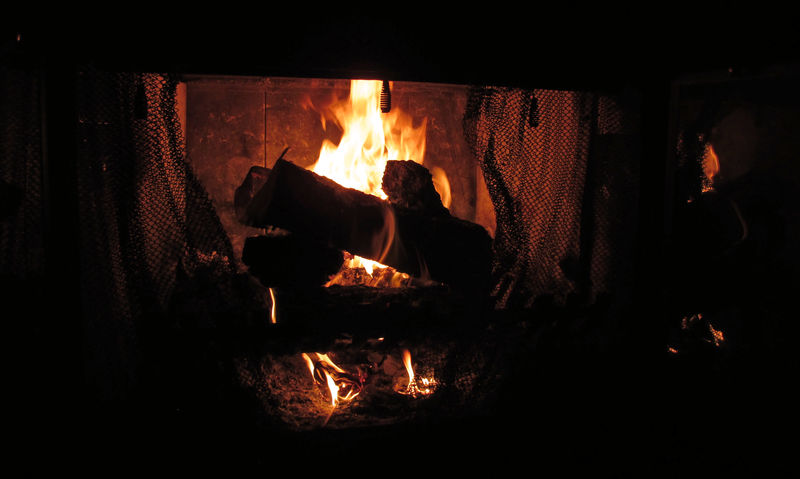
[234,157,492,293]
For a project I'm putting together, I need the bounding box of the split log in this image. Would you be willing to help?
[242,158,491,292]
[234,165,271,222]
[241,234,344,288]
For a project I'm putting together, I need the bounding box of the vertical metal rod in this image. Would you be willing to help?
[262,80,275,323]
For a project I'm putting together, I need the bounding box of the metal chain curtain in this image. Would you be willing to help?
[74,68,250,399]
[0,65,44,280]
[464,87,639,310]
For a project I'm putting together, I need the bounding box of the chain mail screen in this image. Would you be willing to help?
[1,65,44,281]
[464,87,640,310]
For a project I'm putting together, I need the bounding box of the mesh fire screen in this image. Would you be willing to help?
[1,65,44,281]
[73,68,267,400]
[465,87,640,310]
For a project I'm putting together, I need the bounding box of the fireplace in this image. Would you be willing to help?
[4,19,799,474]
[147,74,643,438]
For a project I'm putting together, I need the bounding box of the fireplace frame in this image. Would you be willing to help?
[6,14,799,473]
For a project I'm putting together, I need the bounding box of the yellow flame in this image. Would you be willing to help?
[311,80,427,198]
[268,287,277,324]
[399,349,436,398]
[402,349,415,386]
[324,370,339,408]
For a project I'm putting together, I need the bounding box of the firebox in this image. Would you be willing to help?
[173,75,643,434]
[4,18,799,475]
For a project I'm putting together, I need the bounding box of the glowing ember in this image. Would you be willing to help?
[679,313,726,348]
[268,287,277,324]
[397,349,437,398]
[324,253,412,288]
[708,323,725,347]
[309,79,446,284]
[430,165,451,210]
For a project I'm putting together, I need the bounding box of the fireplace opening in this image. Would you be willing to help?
[173,76,643,436]
[4,27,799,473]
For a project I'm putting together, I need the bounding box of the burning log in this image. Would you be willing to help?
[242,234,344,288]
[382,160,449,216]
[242,158,491,292]
[326,252,413,288]
[234,147,289,221]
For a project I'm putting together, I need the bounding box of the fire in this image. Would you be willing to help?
[402,349,415,385]
[268,287,277,324]
[701,143,720,193]
[309,79,444,282]
[301,352,364,410]
[397,349,437,398]
[324,371,339,407]
[311,79,427,198]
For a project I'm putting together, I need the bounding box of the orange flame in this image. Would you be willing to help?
[398,349,437,398]
[702,143,720,192]
[301,352,363,411]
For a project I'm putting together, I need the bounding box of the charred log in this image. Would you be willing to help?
[241,159,491,292]
[242,234,344,288]
[382,160,448,216]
